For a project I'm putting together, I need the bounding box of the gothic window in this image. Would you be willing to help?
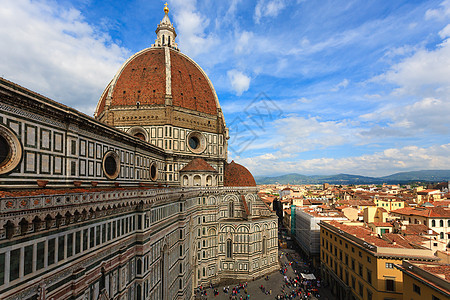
[226,239,232,258]
[228,201,234,218]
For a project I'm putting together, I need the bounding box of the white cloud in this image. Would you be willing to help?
[238,144,450,177]
[425,0,450,20]
[170,0,218,57]
[361,97,450,135]
[254,0,287,24]
[365,26,450,136]
[380,38,450,98]
[330,79,349,91]
[227,69,251,95]
[439,24,450,38]
[273,115,355,153]
[234,31,254,54]
[0,0,129,115]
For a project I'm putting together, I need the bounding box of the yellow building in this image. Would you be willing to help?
[396,261,449,300]
[374,196,405,211]
[320,220,439,300]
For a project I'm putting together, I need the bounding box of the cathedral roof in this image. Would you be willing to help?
[224,161,256,187]
[95,6,221,119]
[180,158,217,172]
[95,48,218,116]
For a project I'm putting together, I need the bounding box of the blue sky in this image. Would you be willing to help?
[2,0,450,177]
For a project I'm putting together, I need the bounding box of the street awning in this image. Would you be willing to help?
[301,273,316,280]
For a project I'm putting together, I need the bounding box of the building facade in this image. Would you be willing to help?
[0,6,278,300]
[320,221,439,300]
[396,260,449,300]
[292,207,347,266]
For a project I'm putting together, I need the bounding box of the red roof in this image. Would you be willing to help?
[179,158,216,172]
[391,207,450,218]
[421,264,450,281]
[223,161,256,187]
[403,224,438,236]
[326,221,413,248]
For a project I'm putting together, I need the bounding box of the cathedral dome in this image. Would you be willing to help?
[224,161,256,187]
[95,47,219,117]
[94,5,222,123]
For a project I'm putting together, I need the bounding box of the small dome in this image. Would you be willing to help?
[180,158,217,172]
[224,161,256,187]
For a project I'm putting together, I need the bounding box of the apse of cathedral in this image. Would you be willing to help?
[0,5,278,300]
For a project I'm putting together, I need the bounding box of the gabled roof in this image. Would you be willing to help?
[402,224,438,236]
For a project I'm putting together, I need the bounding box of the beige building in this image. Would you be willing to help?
[391,207,450,249]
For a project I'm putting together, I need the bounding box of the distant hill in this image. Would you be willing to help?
[255,170,450,185]
[380,170,450,182]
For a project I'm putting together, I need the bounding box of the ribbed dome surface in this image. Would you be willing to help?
[224,161,256,187]
[96,48,218,116]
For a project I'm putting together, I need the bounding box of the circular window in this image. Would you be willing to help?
[0,125,22,175]
[102,151,120,180]
[127,126,147,142]
[189,136,200,149]
[0,136,9,166]
[150,162,158,181]
[186,131,206,154]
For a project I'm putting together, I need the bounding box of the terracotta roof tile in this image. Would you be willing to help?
[97,48,218,116]
[171,50,217,115]
[111,49,166,109]
[223,161,256,187]
[392,207,450,218]
[179,158,216,172]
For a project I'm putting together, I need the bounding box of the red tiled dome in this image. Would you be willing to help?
[224,161,256,187]
[180,158,217,172]
[95,47,218,116]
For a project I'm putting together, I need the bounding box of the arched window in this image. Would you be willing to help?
[194,175,201,186]
[440,220,444,227]
[440,232,444,239]
[448,220,450,227]
[228,201,234,218]
[262,236,267,255]
[432,220,436,227]
[137,258,142,274]
[226,239,232,258]
[183,175,189,186]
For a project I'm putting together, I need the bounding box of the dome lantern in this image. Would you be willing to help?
[152,3,179,50]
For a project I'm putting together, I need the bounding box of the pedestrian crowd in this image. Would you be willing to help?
[193,251,323,299]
